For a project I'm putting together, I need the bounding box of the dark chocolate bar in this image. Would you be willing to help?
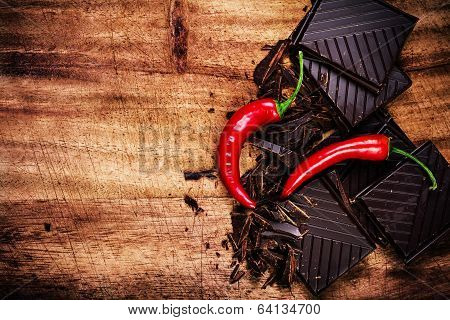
[303,56,412,127]
[292,0,418,91]
[357,142,450,263]
[290,176,375,294]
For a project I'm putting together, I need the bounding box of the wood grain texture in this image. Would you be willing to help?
[0,0,449,299]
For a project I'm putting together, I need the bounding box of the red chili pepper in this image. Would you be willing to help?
[280,134,438,199]
[218,52,304,209]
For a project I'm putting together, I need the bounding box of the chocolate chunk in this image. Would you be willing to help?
[290,177,375,294]
[183,169,217,181]
[292,0,418,91]
[303,57,412,127]
[357,142,450,263]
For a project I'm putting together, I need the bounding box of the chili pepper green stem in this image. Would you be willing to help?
[276,51,304,118]
[391,147,438,190]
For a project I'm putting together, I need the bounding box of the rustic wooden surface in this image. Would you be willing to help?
[0,0,449,299]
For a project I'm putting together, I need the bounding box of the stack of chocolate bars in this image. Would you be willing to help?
[228,0,450,295]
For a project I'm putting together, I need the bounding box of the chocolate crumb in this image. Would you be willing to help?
[184,195,204,215]
[221,239,229,250]
[226,111,235,120]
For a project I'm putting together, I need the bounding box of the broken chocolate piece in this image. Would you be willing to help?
[291,177,375,294]
[292,0,418,91]
[357,142,450,263]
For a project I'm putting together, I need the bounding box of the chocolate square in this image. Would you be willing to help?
[290,176,375,294]
[357,142,450,263]
[292,0,418,91]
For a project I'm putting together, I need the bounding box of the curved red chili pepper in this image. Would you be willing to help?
[218,52,304,208]
[280,134,438,199]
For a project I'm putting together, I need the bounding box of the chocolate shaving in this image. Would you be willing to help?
[238,214,253,245]
[230,264,240,280]
[261,269,278,289]
[240,238,248,262]
[227,233,238,252]
[230,271,246,284]
[282,245,296,286]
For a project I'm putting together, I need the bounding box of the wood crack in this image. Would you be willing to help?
[169,0,189,73]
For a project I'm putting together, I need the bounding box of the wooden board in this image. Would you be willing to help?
[0,0,449,299]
